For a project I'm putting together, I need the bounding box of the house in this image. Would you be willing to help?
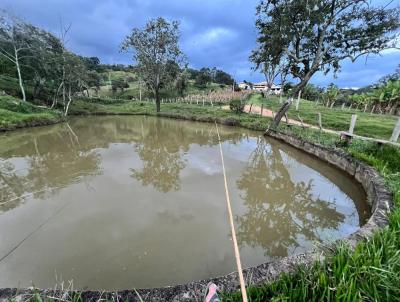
[238,82,252,90]
[253,81,282,95]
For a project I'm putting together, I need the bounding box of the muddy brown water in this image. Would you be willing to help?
[0,116,369,290]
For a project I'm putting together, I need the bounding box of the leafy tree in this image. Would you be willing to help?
[251,42,287,94]
[214,69,234,86]
[0,11,40,102]
[121,17,185,112]
[62,52,89,115]
[195,67,212,86]
[302,84,323,102]
[111,78,128,93]
[82,56,101,71]
[256,0,400,129]
[86,70,101,96]
[187,68,200,80]
[322,84,340,108]
[379,64,400,85]
[175,69,189,96]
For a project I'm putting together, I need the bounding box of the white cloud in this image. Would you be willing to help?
[189,27,237,47]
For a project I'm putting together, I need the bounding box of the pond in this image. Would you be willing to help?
[0,116,369,290]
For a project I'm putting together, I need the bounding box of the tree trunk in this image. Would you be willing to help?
[155,89,161,112]
[265,98,293,133]
[14,48,26,102]
[265,76,309,131]
[52,82,63,109]
[64,85,73,116]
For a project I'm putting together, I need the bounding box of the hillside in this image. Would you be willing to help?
[91,70,230,100]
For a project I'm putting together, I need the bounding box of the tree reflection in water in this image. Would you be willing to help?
[130,118,244,193]
[235,137,346,257]
[0,124,101,212]
[130,119,187,193]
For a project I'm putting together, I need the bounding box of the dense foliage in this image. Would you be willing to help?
[349,80,400,115]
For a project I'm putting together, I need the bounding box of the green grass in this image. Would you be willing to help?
[249,94,398,140]
[0,95,62,131]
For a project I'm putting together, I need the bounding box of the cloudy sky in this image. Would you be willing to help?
[2,0,399,88]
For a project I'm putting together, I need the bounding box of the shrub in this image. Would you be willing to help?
[229,99,245,114]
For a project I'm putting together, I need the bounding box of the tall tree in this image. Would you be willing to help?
[250,44,284,95]
[0,11,35,102]
[256,0,400,129]
[121,17,185,112]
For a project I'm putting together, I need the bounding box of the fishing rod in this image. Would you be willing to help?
[215,122,248,302]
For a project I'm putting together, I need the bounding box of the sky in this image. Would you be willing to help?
[1,0,399,88]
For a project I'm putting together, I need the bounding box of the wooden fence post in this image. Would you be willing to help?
[249,103,253,113]
[317,113,322,130]
[349,114,357,135]
[390,118,400,143]
[261,104,264,116]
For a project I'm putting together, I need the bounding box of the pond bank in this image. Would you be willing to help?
[0,96,64,132]
[0,100,398,301]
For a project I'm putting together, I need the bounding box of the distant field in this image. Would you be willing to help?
[248,94,398,140]
[94,71,229,99]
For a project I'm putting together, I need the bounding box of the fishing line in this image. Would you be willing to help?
[215,122,248,302]
[0,201,70,263]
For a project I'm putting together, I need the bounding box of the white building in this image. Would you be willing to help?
[238,82,252,90]
[253,82,282,95]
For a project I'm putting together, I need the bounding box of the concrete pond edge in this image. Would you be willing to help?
[0,128,394,302]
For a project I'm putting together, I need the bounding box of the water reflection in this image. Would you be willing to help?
[130,118,248,193]
[235,138,346,257]
[0,125,101,212]
[0,117,244,208]
[0,116,368,289]
[130,119,187,193]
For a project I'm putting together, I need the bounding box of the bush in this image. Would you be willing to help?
[229,99,245,114]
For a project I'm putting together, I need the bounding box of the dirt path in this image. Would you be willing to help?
[244,104,306,127]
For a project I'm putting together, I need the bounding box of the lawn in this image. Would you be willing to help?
[248,94,399,140]
[0,95,62,131]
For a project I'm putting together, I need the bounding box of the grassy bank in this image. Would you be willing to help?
[249,94,399,140]
[69,98,272,131]
[223,127,400,302]
[0,95,63,131]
